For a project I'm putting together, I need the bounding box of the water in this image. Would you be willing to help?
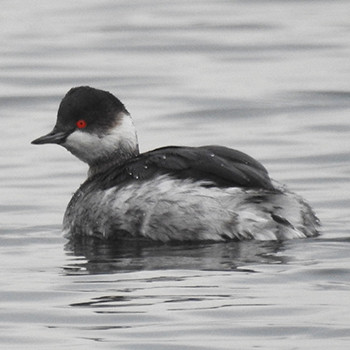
[1,0,350,349]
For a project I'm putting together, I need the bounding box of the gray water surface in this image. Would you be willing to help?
[1,1,350,349]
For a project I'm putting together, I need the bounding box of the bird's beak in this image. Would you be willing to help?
[31,128,70,145]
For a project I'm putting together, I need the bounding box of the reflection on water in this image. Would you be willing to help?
[64,237,289,274]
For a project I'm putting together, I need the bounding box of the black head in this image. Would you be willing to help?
[31,86,139,167]
[32,86,128,145]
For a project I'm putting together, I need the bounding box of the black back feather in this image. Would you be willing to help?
[95,145,275,191]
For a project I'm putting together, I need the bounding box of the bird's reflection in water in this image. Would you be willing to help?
[63,236,290,275]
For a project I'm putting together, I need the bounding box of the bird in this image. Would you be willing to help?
[32,86,319,242]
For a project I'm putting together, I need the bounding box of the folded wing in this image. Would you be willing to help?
[98,145,275,190]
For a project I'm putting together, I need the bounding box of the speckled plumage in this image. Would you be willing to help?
[62,174,318,241]
[32,86,320,242]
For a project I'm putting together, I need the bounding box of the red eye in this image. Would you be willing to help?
[76,119,87,129]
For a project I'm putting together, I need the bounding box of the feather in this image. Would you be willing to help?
[95,145,275,191]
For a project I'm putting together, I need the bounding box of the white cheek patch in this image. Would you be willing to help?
[64,130,106,164]
[63,113,138,164]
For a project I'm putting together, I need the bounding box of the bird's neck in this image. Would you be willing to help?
[88,144,139,178]
[87,112,140,177]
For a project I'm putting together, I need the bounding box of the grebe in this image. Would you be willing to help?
[32,86,319,241]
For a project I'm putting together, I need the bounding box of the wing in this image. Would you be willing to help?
[97,145,275,190]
